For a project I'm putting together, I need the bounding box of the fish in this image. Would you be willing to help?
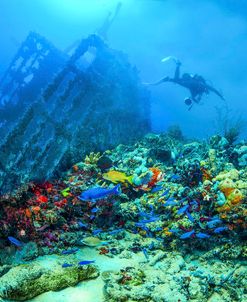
[206,218,222,228]
[180,230,195,239]
[135,222,148,228]
[169,228,179,233]
[196,232,211,239]
[91,207,99,213]
[62,263,73,268]
[164,197,177,206]
[8,236,23,247]
[154,227,163,231]
[103,171,133,185]
[151,185,163,193]
[170,174,181,181]
[142,248,149,261]
[92,229,103,235]
[214,226,228,233]
[108,228,124,235]
[61,248,79,255]
[78,221,88,228]
[139,216,160,224]
[78,260,95,265]
[161,189,170,196]
[78,184,121,201]
[186,211,194,222]
[177,204,190,215]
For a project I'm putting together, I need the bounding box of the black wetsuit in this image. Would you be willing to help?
[151,62,224,105]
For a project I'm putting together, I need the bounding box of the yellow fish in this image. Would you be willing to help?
[103,170,133,185]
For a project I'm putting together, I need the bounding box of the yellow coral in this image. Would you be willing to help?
[84,152,101,165]
[213,169,239,181]
[236,180,247,190]
[227,189,243,206]
[163,227,173,236]
[216,204,231,212]
[218,178,235,197]
[208,149,216,162]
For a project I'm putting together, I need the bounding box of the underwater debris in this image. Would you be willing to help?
[0,33,150,194]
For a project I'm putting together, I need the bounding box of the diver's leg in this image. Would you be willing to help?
[143,76,172,86]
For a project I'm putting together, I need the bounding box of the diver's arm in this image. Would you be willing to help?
[174,62,181,80]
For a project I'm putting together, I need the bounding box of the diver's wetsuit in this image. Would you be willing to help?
[151,62,224,106]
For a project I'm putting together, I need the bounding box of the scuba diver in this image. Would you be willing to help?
[146,57,225,110]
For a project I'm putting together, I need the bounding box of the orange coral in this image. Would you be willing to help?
[219,179,235,197]
[25,208,32,218]
[227,189,243,205]
[73,165,79,172]
[217,204,231,212]
[148,167,163,187]
[201,168,212,181]
[32,206,41,215]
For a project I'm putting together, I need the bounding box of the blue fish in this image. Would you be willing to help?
[186,211,194,222]
[196,232,211,239]
[8,236,23,247]
[161,189,170,196]
[155,227,163,231]
[78,221,88,228]
[91,207,99,213]
[139,216,160,224]
[92,229,103,235]
[170,174,181,181]
[148,242,155,250]
[180,230,195,239]
[142,248,149,261]
[207,218,222,228]
[62,263,73,268]
[164,197,177,206]
[214,226,228,233]
[135,222,149,229]
[151,185,163,193]
[78,184,121,201]
[169,228,179,233]
[78,260,95,265]
[108,228,123,235]
[177,204,189,215]
[61,248,79,255]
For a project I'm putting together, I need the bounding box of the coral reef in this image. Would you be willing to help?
[0,132,246,301]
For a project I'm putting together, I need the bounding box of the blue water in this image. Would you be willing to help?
[0,0,246,137]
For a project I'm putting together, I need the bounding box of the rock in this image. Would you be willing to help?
[21,241,39,261]
[149,251,166,266]
[148,147,171,163]
[0,262,99,301]
[0,265,12,277]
